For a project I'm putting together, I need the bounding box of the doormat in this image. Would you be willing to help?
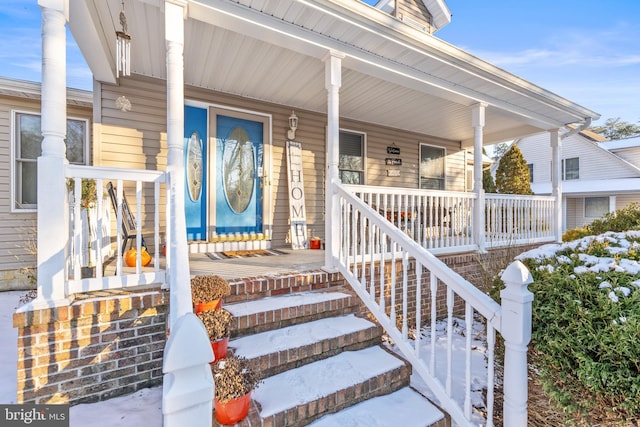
[205,249,287,260]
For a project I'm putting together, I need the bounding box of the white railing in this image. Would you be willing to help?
[334,182,533,427]
[485,193,556,248]
[345,185,477,254]
[346,185,557,251]
[68,197,113,269]
[65,165,168,294]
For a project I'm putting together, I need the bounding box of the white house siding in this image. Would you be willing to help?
[565,198,578,230]
[395,0,434,32]
[519,131,640,233]
[608,147,640,166]
[96,75,467,248]
[519,132,640,187]
[0,92,92,289]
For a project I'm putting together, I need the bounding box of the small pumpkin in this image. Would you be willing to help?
[124,248,152,267]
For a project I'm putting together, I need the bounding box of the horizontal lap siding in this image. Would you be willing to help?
[0,94,91,273]
[98,76,465,248]
[97,77,168,251]
[396,0,433,32]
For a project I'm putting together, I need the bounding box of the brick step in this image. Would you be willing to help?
[309,387,446,427]
[214,346,412,427]
[226,289,361,337]
[225,271,344,303]
[229,314,382,379]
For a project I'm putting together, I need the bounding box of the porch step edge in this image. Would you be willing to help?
[230,314,382,378]
[227,289,361,337]
[249,346,411,426]
[308,387,445,427]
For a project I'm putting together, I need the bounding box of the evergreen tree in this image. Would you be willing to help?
[495,144,532,194]
[482,168,496,193]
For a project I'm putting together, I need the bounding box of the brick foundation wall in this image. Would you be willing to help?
[13,287,168,405]
[11,247,536,406]
[11,271,347,406]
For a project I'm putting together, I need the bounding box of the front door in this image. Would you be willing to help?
[184,105,207,240]
[214,115,264,235]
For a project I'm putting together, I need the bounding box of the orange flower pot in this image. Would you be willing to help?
[211,336,229,361]
[194,299,221,314]
[309,238,321,249]
[214,392,252,425]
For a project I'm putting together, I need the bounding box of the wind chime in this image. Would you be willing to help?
[115,0,131,77]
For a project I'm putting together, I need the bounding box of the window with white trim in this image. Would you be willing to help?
[339,130,365,185]
[562,157,579,180]
[527,163,534,182]
[12,111,88,210]
[585,197,609,218]
[419,144,445,190]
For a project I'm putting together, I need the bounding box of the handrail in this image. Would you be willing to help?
[333,180,532,426]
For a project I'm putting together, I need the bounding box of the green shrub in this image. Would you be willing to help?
[587,202,640,235]
[562,227,590,242]
[492,231,640,423]
[563,203,640,243]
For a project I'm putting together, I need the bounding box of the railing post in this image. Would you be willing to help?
[500,260,534,426]
[323,50,344,272]
[162,313,214,427]
[550,129,562,242]
[471,103,487,252]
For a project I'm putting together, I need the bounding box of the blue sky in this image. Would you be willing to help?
[1,0,639,125]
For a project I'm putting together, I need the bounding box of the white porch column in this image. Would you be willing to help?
[164,0,193,328]
[550,129,562,242]
[33,0,71,308]
[472,103,487,252]
[323,50,344,272]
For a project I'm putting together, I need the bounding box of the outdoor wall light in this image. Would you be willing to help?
[116,0,132,77]
[288,111,298,140]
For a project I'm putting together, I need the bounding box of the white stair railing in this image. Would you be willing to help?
[333,182,533,427]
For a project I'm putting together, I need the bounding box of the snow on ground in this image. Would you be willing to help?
[0,291,21,404]
[0,290,490,426]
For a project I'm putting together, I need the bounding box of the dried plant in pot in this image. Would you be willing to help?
[191,274,231,313]
[197,308,233,360]
[212,355,261,425]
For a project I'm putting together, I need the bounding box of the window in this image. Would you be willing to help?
[13,111,88,210]
[419,144,445,190]
[585,197,609,218]
[527,164,534,182]
[339,131,365,184]
[562,157,579,180]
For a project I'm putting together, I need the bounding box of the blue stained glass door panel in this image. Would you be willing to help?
[215,115,264,234]
[184,106,207,240]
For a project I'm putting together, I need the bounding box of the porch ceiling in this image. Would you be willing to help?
[69,0,600,146]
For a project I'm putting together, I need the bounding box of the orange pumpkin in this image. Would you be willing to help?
[124,248,152,267]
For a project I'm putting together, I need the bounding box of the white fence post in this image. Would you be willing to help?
[500,260,534,426]
[162,313,214,427]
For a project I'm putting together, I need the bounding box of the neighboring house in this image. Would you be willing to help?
[13,0,603,425]
[518,131,640,231]
[0,78,93,289]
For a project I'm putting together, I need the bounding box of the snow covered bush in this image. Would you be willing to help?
[492,231,640,423]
